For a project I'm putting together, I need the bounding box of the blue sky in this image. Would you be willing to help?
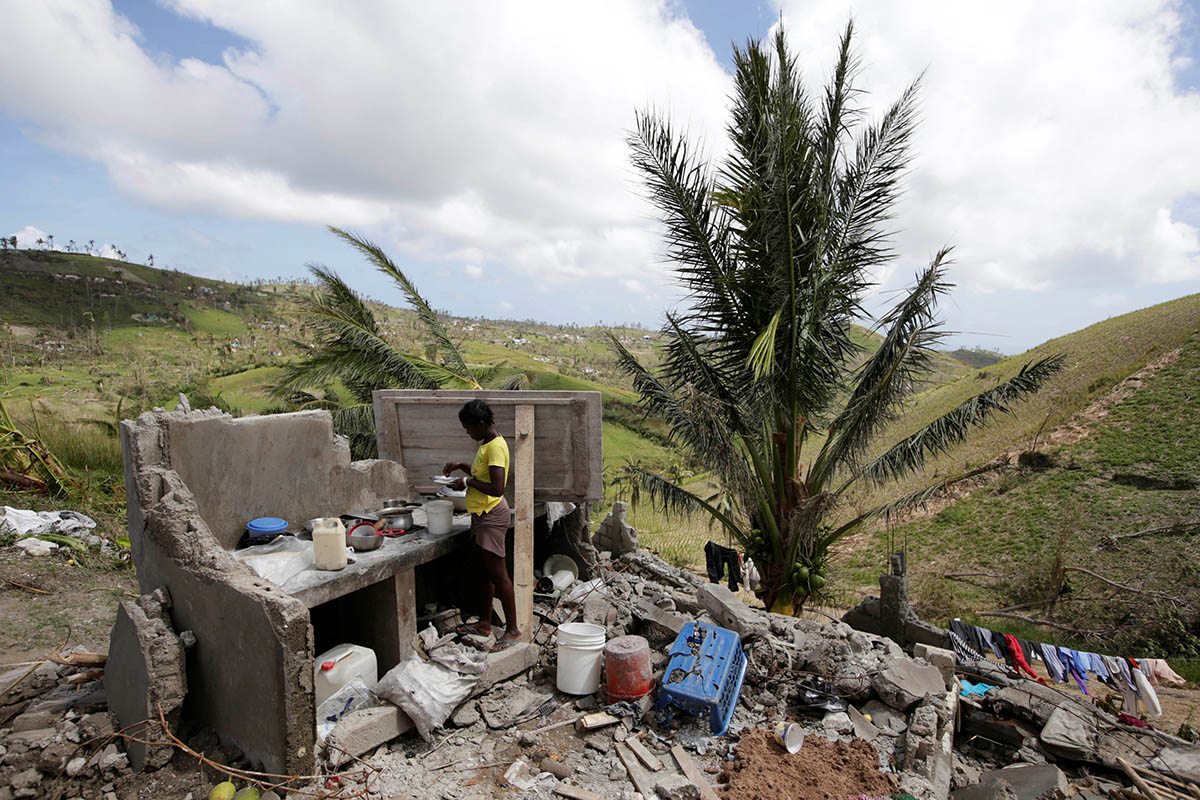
[3,1,1200,352]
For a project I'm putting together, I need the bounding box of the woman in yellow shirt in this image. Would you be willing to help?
[443,399,520,651]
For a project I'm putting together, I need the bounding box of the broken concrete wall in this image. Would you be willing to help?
[115,408,411,775]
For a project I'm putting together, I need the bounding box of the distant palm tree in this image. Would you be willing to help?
[67,239,76,253]
[35,238,44,249]
[611,24,1064,612]
[46,234,54,250]
[87,239,95,255]
[272,227,529,457]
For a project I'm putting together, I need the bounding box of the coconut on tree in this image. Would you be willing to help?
[610,24,1063,613]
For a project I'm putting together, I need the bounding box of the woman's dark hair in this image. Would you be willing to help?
[458,399,494,426]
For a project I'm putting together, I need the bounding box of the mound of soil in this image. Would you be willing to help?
[720,728,897,800]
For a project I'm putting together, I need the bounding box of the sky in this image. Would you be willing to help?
[2,1,1200,353]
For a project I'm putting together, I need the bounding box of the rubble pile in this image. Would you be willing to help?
[1,538,1197,799]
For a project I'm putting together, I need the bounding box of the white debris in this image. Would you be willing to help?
[15,537,59,557]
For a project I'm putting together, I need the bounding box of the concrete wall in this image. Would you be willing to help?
[116,408,411,773]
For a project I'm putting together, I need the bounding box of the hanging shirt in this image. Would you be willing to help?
[1040,644,1066,683]
[949,620,988,662]
[1131,664,1163,718]
[1087,653,1110,682]
[1004,634,1045,683]
[1059,648,1090,695]
[1140,658,1188,687]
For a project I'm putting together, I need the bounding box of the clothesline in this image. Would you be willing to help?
[949,618,1188,719]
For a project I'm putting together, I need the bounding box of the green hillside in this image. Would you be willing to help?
[835,295,1200,655]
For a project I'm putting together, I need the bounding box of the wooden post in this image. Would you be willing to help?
[514,404,535,640]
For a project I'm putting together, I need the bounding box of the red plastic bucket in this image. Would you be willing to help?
[604,635,652,704]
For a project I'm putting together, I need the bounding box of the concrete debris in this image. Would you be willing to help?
[104,591,187,771]
[591,502,639,555]
[872,659,947,711]
[976,764,1068,800]
[695,583,767,639]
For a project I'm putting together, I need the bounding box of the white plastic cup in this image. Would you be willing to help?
[556,622,606,694]
[774,721,804,753]
[424,500,454,535]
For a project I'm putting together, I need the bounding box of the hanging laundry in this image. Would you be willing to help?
[743,557,761,591]
[703,541,741,591]
[949,621,989,663]
[1004,634,1045,684]
[1040,643,1066,683]
[1086,652,1110,682]
[1139,658,1188,687]
[1131,662,1162,718]
[1059,648,1090,695]
[1016,637,1038,664]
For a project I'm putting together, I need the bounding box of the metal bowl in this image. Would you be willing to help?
[345,521,383,551]
[378,506,416,530]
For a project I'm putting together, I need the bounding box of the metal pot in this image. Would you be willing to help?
[345,520,383,551]
[378,506,416,530]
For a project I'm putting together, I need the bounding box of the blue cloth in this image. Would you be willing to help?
[1060,648,1090,695]
[1087,652,1110,681]
[959,680,996,697]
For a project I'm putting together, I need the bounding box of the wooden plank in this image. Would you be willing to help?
[615,742,656,798]
[625,735,663,771]
[514,404,534,641]
[1120,758,1166,800]
[575,712,621,731]
[552,784,604,800]
[670,745,720,800]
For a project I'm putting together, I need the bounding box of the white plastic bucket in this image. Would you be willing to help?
[424,500,454,535]
[556,622,606,695]
[548,569,574,592]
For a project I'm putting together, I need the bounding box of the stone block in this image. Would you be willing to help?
[952,778,1019,800]
[326,706,413,767]
[846,705,880,741]
[591,502,638,556]
[871,660,945,711]
[695,583,766,639]
[913,643,955,669]
[10,710,57,733]
[655,773,701,800]
[633,596,688,641]
[977,765,1067,800]
[472,642,539,696]
[861,699,907,735]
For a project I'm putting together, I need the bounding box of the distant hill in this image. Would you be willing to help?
[943,347,1006,368]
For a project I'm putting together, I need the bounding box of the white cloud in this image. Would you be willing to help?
[0,1,730,286]
[10,226,48,248]
[774,1,1200,294]
[465,264,484,279]
[621,278,647,294]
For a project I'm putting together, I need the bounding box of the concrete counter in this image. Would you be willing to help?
[283,518,472,607]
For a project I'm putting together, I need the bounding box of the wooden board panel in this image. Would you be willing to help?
[373,390,602,502]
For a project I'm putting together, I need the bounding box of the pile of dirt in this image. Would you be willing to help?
[720,728,897,800]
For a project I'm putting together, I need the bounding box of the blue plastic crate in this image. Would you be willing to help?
[655,621,747,736]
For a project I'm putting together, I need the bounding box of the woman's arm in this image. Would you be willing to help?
[463,465,506,497]
[442,461,472,476]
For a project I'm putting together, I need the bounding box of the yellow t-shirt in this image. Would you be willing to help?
[466,435,509,515]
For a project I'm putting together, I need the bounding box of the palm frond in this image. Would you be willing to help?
[810,252,951,487]
[823,461,1009,547]
[850,355,1067,489]
[328,226,478,387]
[623,464,746,545]
[499,371,533,390]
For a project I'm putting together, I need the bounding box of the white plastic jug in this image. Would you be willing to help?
[556,622,606,694]
[424,500,454,536]
[314,643,378,706]
[312,518,347,571]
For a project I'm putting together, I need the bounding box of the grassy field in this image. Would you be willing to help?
[837,328,1200,656]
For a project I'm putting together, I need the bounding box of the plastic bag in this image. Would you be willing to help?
[233,536,313,586]
[315,678,379,743]
[374,642,486,741]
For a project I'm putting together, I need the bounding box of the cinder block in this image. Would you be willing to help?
[696,583,766,639]
[326,706,414,767]
[473,642,539,696]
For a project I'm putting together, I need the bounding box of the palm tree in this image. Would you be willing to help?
[35,237,44,250]
[272,226,529,457]
[610,24,1064,612]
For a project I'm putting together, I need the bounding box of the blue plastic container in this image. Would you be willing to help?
[655,620,747,736]
[246,517,288,538]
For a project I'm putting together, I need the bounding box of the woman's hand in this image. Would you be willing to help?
[442,461,470,476]
[448,477,467,491]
